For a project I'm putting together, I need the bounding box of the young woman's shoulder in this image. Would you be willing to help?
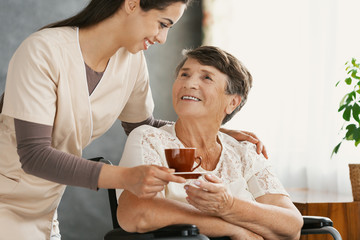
[24,27,77,47]
[12,27,77,64]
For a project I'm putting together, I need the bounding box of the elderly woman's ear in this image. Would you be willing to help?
[225,95,242,115]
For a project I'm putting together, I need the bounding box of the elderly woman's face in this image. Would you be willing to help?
[172,58,239,124]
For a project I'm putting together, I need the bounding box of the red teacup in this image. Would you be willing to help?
[165,148,202,174]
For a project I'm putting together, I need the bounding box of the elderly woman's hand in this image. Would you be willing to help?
[220,128,268,159]
[184,174,234,216]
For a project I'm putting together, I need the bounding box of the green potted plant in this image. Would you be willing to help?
[332,58,360,201]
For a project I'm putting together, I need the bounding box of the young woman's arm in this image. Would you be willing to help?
[14,118,185,196]
[14,118,103,190]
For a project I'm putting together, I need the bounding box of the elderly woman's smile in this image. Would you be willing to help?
[180,95,201,101]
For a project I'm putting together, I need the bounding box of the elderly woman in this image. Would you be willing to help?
[116,46,303,240]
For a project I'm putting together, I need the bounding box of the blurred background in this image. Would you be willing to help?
[1,0,360,239]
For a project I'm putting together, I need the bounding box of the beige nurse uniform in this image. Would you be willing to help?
[0,27,154,239]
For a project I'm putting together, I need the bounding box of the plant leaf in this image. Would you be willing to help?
[353,103,360,122]
[331,142,342,157]
[343,106,352,121]
[338,104,347,112]
[346,124,357,131]
[335,80,340,87]
[345,77,352,85]
[354,127,360,141]
[345,124,356,140]
[349,91,356,100]
[356,138,360,147]
[339,94,349,108]
[351,69,360,80]
[352,58,360,68]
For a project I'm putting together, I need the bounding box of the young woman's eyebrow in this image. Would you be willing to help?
[162,18,174,25]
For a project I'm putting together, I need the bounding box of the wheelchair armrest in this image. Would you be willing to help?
[150,224,199,238]
[302,216,333,229]
[104,228,154,240]
[104,224,200,240]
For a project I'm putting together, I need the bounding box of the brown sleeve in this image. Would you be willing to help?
[121,115,174,135]
[14,119,104,190]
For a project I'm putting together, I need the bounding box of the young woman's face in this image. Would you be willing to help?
[121,1,186,53]
[172,58,240,124]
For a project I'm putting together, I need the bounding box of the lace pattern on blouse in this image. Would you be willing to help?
[136,124,288,199]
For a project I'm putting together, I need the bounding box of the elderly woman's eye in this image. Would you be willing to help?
[180,72,188,77]
[204,75,213,81]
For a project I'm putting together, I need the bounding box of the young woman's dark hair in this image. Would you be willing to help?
[42,0,192,29]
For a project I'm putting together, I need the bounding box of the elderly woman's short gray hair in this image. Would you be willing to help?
[175,46,253,125]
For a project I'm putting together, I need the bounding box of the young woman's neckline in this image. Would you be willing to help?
[76,27,109,97]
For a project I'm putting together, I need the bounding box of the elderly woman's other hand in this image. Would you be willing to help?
[220,128,268,159]
[184,174,234,216]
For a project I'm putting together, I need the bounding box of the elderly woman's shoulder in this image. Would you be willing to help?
[129,124,174,139]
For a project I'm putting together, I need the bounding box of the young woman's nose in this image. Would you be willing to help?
[155,29,169,44]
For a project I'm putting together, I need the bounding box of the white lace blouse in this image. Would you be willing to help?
[116,124,288,203]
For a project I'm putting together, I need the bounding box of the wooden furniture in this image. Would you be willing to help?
[287,188,360,240]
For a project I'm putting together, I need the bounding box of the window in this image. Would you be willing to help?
[203,0,360,193]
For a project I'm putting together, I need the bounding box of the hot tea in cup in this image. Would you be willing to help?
[164,148,202,174]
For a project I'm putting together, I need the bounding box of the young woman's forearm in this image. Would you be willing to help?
[97,164,126,189]
[15,119,103,190]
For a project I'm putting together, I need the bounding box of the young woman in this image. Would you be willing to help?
[0,1,266,239]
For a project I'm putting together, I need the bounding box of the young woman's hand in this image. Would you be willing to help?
[98,164,185,198]
[123,165,186,198]
[220,128,268,159]
[184,174,234,217]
